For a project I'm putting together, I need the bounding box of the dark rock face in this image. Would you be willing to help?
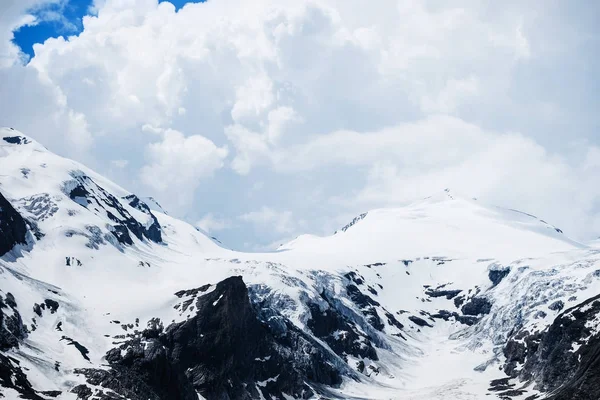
[0,293,27,351]
[122,194,162,243]
[408,315,432,328]
[346,284,384,331]
[60,336,90,361]
[425,287,462,299]
[453,295,466,308]
[63,173,162,246]
[461,297,492,316]
[503,294,600,400]
[108,224,133,246]
[344,271,364,286]
[548,300,564,311]
[0,191,29,256]
[307,294,378,363]
[71,384,92,399]
[488,268,510,286]
[336,212,367,234]
[384,311,404,331]
[0,293,42,399]
[74,276,348,400]
[430,310,478,326]
[174,284,211,298]
[0,354,43,400]
[2,136,31,145]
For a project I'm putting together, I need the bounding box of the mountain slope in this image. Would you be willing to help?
[1,128,600,400]
[280,189,583,264]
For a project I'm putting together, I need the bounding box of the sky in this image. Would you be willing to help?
[1,0,599,250]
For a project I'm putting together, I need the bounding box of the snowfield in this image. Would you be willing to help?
[1,127,599,400]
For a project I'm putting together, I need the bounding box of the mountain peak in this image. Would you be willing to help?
[415,188,474,205]
[282,191,584,262]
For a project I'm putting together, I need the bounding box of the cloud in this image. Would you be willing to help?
[140,128,228,207]
[224,124,271,175]
[23,0,535,169]
[266,106,301,144]
[0,0,94,159]
[239,207,296,234]
[196,213,231,233]
[110,159,128,168]
[420,77,479,114]
[0,61,94,158]
[0,0,598,249]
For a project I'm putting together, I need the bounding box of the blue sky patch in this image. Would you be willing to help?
[12,0,202,59]
[13,0,93,59]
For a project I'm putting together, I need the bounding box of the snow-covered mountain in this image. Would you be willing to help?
[1,127,600,400]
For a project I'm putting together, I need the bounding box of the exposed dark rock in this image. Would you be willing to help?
[346,284,384,331]
[0,353,43,400]
[336,212,367,234]
[384,311,404,331]
[122,194,162,243]
[548,300,564,311]
[307,295,378,363]
[60,336,90,361]
[453,295,466,308]
[356,360,365,373]
[461,297,492,316]
[0,191,29,257]
[108,225,132,246]
[0,293,40,399]
[3,136,30,145]
[425,288,462,299]
[44,299,59,314]
[174,284,211,298]
[503,329,540,377]
[503,294,600,400]
[344,271,364,286]
[489,268,510,286]
[489,377,513,391]
[71,384,93,399]
[23,219,44,241]
[64,257,83,267]
[364,262,386,268]
[63,172,162,246]
[488,376,528,397]
[408,316,433,328]
[0,293,27,351]
[40,391,62,398]
[431,309,478,326]
[75,276,349,400]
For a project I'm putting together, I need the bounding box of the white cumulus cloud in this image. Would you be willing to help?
[0,0,598,248]
[140,128,228,208]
